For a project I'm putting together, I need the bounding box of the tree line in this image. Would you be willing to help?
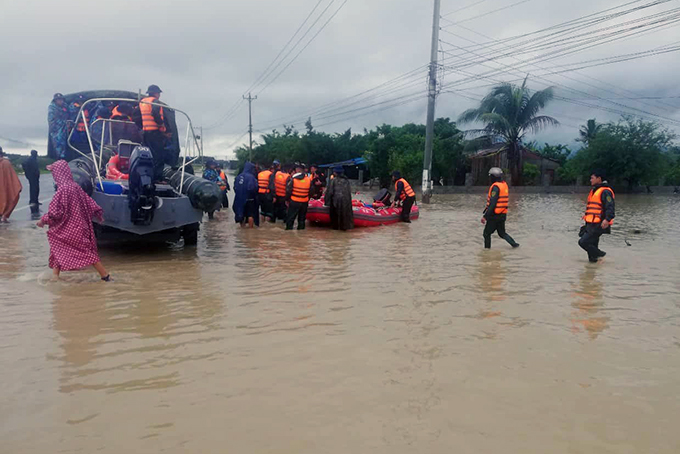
[234,80,680,190]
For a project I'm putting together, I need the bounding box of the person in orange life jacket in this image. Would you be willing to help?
[391,171,416,223]
[272,161,291,222]
[217,165,230,209]
[258,162,276,222]
[140,84,169,181]
[578,169,615,263]
[110,103,142,145]
[310,163,326,199]
[285,162,313,230]
[482,167,519,249]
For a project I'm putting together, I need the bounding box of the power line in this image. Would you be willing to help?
[255,0,349,97]
[441,0,533,28]
[441,0,489,18]
[203,0,337,131]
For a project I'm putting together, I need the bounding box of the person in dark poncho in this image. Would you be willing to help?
[22,150,41,214]
[324,166,354,231]
[233,162,259,228]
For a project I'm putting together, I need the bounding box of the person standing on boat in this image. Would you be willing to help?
[48,93,70,160]
[324,166,354,231]
[140,85,168,181]
[22,150,41,214]
[482,167,519,249]
[578,169,615,263]
[391,171,416,223]
[285,163,313,230]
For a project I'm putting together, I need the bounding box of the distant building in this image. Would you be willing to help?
[470,143,561,185]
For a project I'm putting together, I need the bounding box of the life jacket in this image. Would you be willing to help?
[74,103,90,132]
[140,96,166,132]
[395,178,415,200]
[275,171,290,197]
[105,154,129,180]
[487,181,509,215]
[258,170,272,194]
[219,170,228,191]
[291,175,312,203]
[110,105,131,121]
[583,186,615,224]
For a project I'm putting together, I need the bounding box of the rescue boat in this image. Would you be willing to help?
[54,90,220,245]
[307,198,419,227]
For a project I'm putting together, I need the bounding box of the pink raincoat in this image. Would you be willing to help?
[41,160,103,271]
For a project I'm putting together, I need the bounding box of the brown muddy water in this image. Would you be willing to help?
[1,189,679,453]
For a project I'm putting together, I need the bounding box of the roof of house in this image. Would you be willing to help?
[470,143,560,164]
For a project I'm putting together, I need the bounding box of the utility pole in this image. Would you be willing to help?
[421,0,441,204]
[243,93,258,161]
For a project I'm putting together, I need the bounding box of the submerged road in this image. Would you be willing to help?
[1,191,680,453]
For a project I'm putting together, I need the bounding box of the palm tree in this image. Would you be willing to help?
[578,119,602,145]
[458,78,559,185]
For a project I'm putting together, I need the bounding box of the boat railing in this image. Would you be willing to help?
[66,97,202,192]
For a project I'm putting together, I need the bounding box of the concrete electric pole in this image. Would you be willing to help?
[421,0,441,204]
[243,93,258,161]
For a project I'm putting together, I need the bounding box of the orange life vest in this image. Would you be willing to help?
[74,103,89,132]
[110,105,130,120]
[583,187,615,224]
[275,171,290,198]
[395,178,415,200]
[258,170,272,194]
[219,170,228,191]
[140,96,166,132]
[290,176,312,203]
[487,181,509,215]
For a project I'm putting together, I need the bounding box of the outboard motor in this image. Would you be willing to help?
[128,146,156,225]
[373,188,392,206]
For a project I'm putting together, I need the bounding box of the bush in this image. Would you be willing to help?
[522,163,540,185]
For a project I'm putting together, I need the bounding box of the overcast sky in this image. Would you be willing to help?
[1,0,679,158]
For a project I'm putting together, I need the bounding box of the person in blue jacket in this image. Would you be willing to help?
[233,162,259,228]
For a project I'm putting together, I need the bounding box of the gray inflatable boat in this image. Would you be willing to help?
[59,91,220,245]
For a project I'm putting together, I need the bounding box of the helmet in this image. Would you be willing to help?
[488,167,504,178]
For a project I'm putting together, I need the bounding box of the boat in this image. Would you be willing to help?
[307,198,420,227]
[53,90,221,245]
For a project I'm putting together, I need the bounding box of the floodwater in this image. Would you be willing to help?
[1,185,680,453]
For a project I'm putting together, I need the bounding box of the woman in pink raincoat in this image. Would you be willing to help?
[37,160,111,281]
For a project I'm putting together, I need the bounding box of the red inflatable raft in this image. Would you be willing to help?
[307,199,419,227]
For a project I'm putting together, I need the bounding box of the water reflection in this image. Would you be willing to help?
[475,250,506,322]
[52,251,224,394]
[0,226,24,278]
[571,266,609,340]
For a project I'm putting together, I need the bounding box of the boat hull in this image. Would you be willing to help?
[307,199,420,227]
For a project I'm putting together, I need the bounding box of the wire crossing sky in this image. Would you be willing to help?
[0,0,678,158]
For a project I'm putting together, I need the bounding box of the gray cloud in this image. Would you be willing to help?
[1,0,679,156]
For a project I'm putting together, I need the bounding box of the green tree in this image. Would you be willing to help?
[523,163,540,185]
[569,117,676,190]
[578,119,603,146]
[458,77,559,185]
[539,143,571,166]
